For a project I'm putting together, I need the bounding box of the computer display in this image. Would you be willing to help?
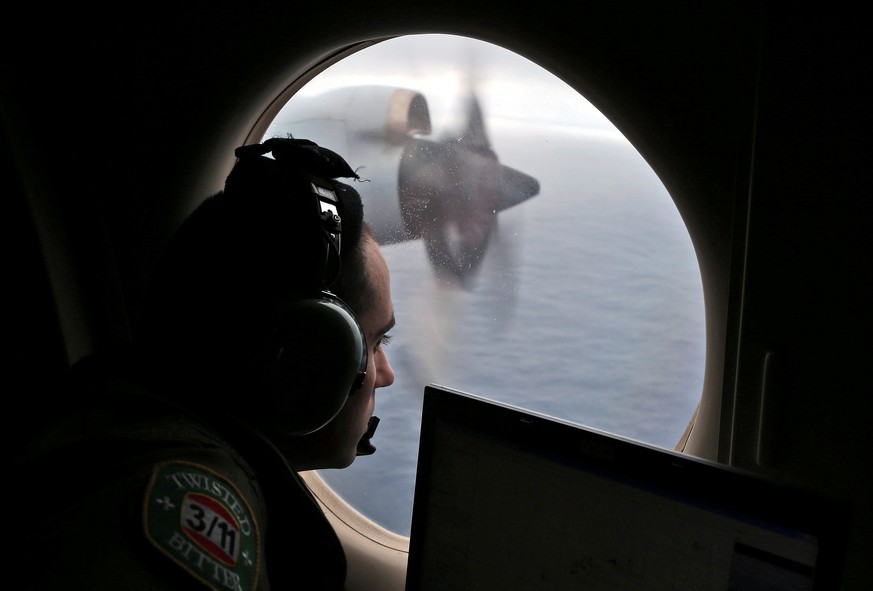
[406,385,850,590]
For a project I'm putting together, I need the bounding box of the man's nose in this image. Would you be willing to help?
[376,352,395,388]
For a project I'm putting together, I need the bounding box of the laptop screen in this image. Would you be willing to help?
[405,385,849,590]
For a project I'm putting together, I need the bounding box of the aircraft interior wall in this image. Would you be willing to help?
[3,1,869,588]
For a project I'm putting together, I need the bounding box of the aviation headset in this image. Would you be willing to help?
[233,138,368,436]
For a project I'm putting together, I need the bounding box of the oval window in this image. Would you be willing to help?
[261,34,705,536]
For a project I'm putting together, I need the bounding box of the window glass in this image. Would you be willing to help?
[262,34,705,536]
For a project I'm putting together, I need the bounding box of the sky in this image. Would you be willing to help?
[294,34,620,133]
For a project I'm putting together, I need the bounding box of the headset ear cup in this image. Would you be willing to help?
[258,295,367,435]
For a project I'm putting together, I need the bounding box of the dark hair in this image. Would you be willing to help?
[137,140,370,410]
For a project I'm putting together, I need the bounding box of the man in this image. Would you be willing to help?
[17,138,396,590]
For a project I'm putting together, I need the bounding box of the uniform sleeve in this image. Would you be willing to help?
[17,418,271,591]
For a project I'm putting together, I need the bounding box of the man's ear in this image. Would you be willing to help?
[253,292,367,435]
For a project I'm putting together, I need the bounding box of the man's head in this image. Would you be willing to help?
[278,232,396,469]
[138,138,395,466]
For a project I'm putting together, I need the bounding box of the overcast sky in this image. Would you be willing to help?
[295,34,620,133]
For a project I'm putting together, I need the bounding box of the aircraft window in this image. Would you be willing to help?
[260,34,705,536]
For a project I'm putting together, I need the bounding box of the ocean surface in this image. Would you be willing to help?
[317,122,706,536]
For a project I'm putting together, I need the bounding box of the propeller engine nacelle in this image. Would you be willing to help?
[263,85,539,286]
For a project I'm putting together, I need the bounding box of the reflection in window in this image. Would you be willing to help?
[262,34,705,535]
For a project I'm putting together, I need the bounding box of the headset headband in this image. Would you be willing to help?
[235,137,360,291]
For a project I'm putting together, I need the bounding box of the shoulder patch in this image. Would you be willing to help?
[143,461,261,591]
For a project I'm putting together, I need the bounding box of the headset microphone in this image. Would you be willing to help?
[357,416,380,456]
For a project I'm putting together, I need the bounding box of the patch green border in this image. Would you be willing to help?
[143,460,261,591]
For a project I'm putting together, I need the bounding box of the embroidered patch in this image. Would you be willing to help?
[144,461,260,591]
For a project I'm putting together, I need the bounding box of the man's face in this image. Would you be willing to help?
[282,237,396,470]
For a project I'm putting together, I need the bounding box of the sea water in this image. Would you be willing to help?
[318,122,707,536]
